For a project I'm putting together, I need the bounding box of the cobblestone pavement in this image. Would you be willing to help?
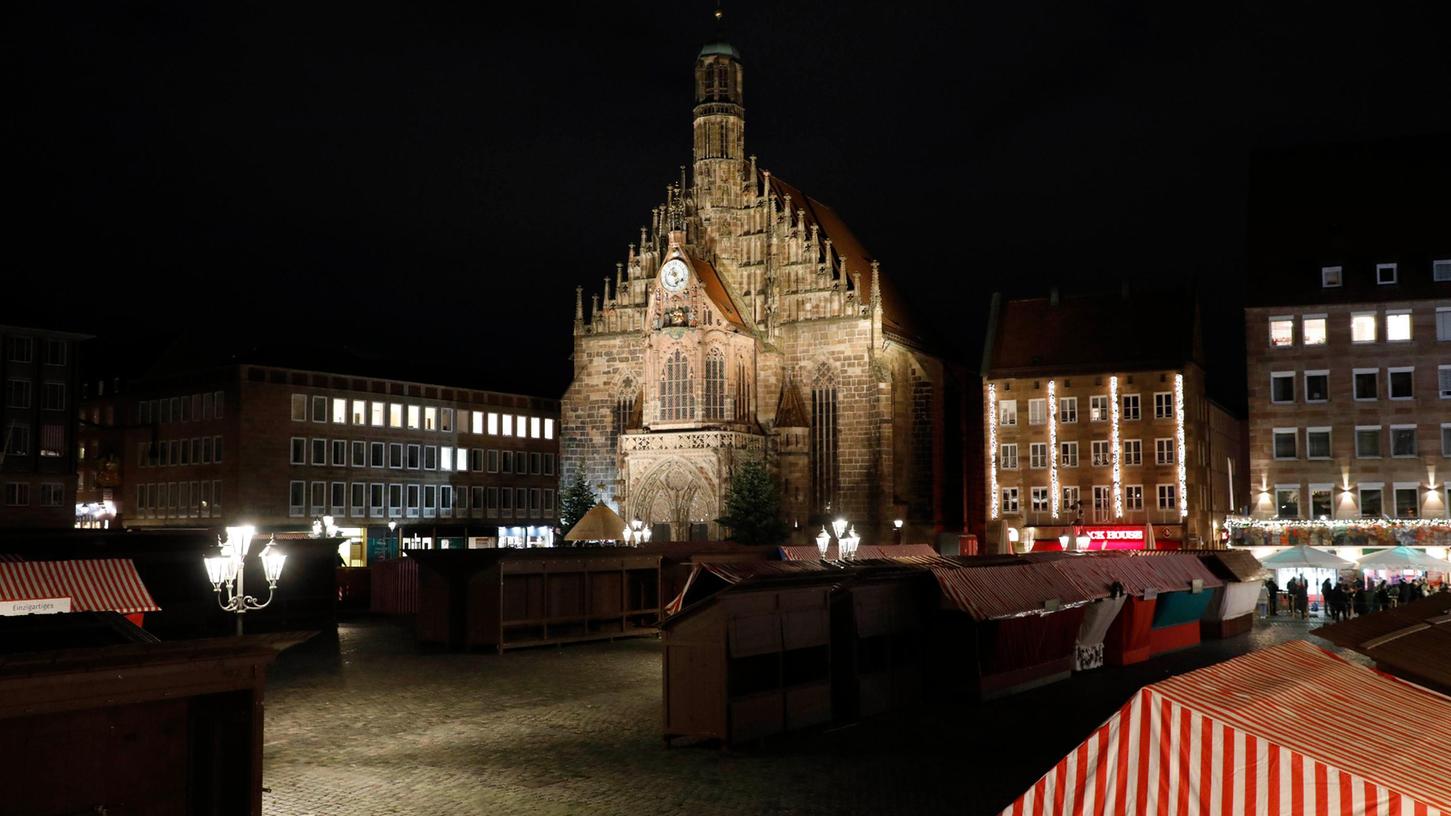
[262,615,1350,816]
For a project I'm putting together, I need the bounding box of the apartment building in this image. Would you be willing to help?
[1,325,89,527]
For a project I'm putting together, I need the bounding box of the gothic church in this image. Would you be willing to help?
[563,39,963,544]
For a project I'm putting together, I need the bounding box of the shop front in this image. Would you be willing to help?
[1028,523,1184,553]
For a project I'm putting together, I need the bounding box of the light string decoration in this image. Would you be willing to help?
[988,383,999,520]
[1174,373,1187,520]
[1048,379,1059,519]
[1110,375,1123,518]
[1224,516,1451,531]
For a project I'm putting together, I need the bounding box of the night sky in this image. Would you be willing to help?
[7,2,1450,399]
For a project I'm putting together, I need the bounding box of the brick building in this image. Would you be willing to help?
[980,290,1247,553]
[562,39,969,546]
[1,324,89,527]
[84,353,560,561]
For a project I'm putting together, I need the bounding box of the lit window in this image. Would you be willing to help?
[999,399,1017,426]
[1028,399,1046,425]
[1386,311,1412,342]
[1089,395,1109,422]
[544,418,555,440]
[1351,313,1376,343]
[1269,317,1294,347]
[291,394,307,422]
[441,447,453,471]
[530,417,541,438]
[1302,316,1327,345]
[407,405,420,430]
[489,412,500,435]
[1275,487,1300,518]
[371,402,385,427]
[389,404,403,428]
[440,408,453,432]
[332,398,347,424]
[1376,263,1397,285]
[1321,266,1342,288]
[352,400,366,425]
[502,414,512,436]
[474,411,485,435]
[515,415,527,437]
[424,407,437,431]
[1000,444,1018,470]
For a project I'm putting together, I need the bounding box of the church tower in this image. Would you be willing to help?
[692,42,747,222]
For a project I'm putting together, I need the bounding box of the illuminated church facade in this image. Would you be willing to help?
[562,40,965,544]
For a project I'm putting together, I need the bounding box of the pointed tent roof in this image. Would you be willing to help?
[563,502,628,542]
[1356,545,1450,571]
[1259,544,1355,570]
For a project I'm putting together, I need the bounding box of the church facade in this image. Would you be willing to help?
[562,41,965,545]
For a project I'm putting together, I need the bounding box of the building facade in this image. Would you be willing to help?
[981,292,1246,553]
[93,362,559,560]
[1,325,88,527]
[1244,258,1451,528]
[562,41,964,545]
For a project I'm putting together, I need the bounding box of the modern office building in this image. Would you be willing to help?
[1,324,89,528]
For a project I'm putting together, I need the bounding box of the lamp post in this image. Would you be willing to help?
[893,518,904,546]
[387,520,397,558]
[816,526,831,560]
[204,525,286,636]
[840,525,861,560]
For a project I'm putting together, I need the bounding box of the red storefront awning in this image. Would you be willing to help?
[1033,524,1184,552]
[0,559,160,615]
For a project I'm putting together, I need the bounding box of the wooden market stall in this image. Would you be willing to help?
[1190,549,1267,638]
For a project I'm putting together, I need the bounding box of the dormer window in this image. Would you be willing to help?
[1321,266,1342,288]
[1376,263,1397,285]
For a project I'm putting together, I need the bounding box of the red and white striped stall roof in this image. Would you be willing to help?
[933,561,1106,621]
[0,559,160,615]
[1004,640,1451,815]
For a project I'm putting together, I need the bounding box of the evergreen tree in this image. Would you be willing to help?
[717,459,789,546]
[559,472,596,533]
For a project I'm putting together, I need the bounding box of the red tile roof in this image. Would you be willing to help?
[984,289,1200,377]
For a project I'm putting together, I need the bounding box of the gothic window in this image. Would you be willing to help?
[734,357,751,421]
[910,374,934,518]
[659,350,694,422]
[704,349,726,420]
[612,377,635,444]
[811,363,839,513]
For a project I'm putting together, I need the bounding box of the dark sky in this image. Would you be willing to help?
[7,1,1450,398]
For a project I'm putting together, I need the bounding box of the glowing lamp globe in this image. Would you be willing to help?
[260,539,287,585]
[816,526,831,559]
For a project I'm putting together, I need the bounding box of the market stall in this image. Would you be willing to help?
[1190,549,1266,639]
[1356,545,1449,586]
[999,640,1451,815]
[1257,543,1354,615]
[1074,554,1220,665]
[0,558,160,627]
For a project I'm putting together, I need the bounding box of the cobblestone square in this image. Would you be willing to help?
[262,616,1342,816]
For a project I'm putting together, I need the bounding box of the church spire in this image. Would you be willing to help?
[693,22,745,214]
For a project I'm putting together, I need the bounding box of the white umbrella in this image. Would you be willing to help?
[1356,546,1449,572]
[1259,544,1354,570]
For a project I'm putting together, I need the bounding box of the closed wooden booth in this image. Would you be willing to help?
[831,571,933,721]
[661,575,835,746]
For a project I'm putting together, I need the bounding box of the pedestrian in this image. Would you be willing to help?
[1265,576,1280,616]
[1294,575,1310,620]
[1352,583,1369,617]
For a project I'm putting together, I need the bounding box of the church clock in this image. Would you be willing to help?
[660,258,689,293]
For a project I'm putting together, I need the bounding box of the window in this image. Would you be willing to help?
[352,400,366,424]
[331,482,346,516]
[1121,393,1141,421]
[1390,425,1417,457]
[371,402,385,427]
[1437,308,1451,342]
[6,379,30,408]
[1309,485,1332,519]
[351,482,365,517]
[370,442,385,468]
[1388,367,1414,400]
[424,445,437,470]
[486,486,500,514]
[1351,312,1376,343]
[290,438,306,465]
[1060,441,1079,468]
[704,349,726,420]
[1157,437,1178,464]
[440,485,454,517]
[1092,486,1111,521]
[502,414,513,436]
[406,444,420,469]
[406,483,420,518]
[544,418,555,440]
[203,437,214,463]
[389,403,403,428]
[1435,260,1451,282]
[310,481,326,515]
[1157,484,1177,511]
[1029,443,1047,469]
[38,483,63,507]
[441,446,453,471]
[529,452,542,474]
[1441,366,1451,399]
[311,438,327,466]
[214,391,224,419]
[487,412,498,435]
[1386,311,1412,342]
[179,439,191,466]
[1000,487,1019,514]
[331,439,346,467]
[1271,372,1295,403]
[1030,487,1050,513]
[1444,423,1451,457]
[424,406,437,431]
[423,484,437,518]
[42,382,65,411]
[332,398,347,424]
[544,453,555,475]
[351,440,366,467]
[388,443,403,469]
[1321,266,1342,288]
[1000,444,1018,470]
[388,484,403,518]
[1058,397,1077,423]
[1306,427,1332,459]
[1376,262,1397,285]
[1125,485,1143,511]
[289,481,305,516]
[1122,439,1142,466]
[1359,487,1383,517]
[1355,426,1382,458]
[440,408,453,432]
[486,449,498,473]
[516,416,527,438]
[543,489,555,513]
[1028,399,1046,425]
[515,487,528,516]
[1061,485,1080,514]
[407,405,420,430]
[999,399,1017,427]
[501,450,514,474]
[1304,371,1328,403]
[1269,317,1294,347]
[1275,486,1300,518]
[1394,485,1419,518]
[1302,315,1327,345]
[1089,395,1109,422]
[1353,369,1378,401]
[291,394,307,421]
[312,396,327,422]
[1090,440,1111,467]
[1153,392,1173,419]
[530,417,541,438]
[1272,429,1296,460]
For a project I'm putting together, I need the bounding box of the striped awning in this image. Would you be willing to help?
[0,559,160,615]
[933,561,1106,620]
[1075,553,1225,597]
[1003,640,1451,815]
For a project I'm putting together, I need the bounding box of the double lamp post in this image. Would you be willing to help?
[204,524,287,636]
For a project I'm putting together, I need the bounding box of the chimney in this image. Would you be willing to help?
[1049,286,1060,306]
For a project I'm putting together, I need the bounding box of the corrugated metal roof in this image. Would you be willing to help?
[932,561,1106,621]
[1076,553,1225,596]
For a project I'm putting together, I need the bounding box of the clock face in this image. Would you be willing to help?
[660,258,689,293]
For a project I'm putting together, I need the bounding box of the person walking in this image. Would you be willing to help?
[1265,576,1280,616]
[1295,575,1310,620]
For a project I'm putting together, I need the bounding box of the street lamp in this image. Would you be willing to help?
[840,525,861,560]
[893,518,904,546]
[1058,533,1070,551]
[387,520,397,558]
[832,517,849,541]
[1074,533,1091,553]
[816,526,831,559]
[204,525,286,636]
[623,517,651,546]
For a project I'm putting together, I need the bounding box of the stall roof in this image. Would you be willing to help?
[1189,549,1267,582]
[778,544,939,561]
[0,558,160,615]
[1082,552,1226,595]
[1003,640,1451,815]
[1312,594,1451,692]
[932,561,1106,621]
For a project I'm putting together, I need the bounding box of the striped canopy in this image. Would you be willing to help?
[0,558,160,615]
[1003,640,1451,815]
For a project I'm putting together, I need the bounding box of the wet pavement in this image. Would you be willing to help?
[262,614,1352,816]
